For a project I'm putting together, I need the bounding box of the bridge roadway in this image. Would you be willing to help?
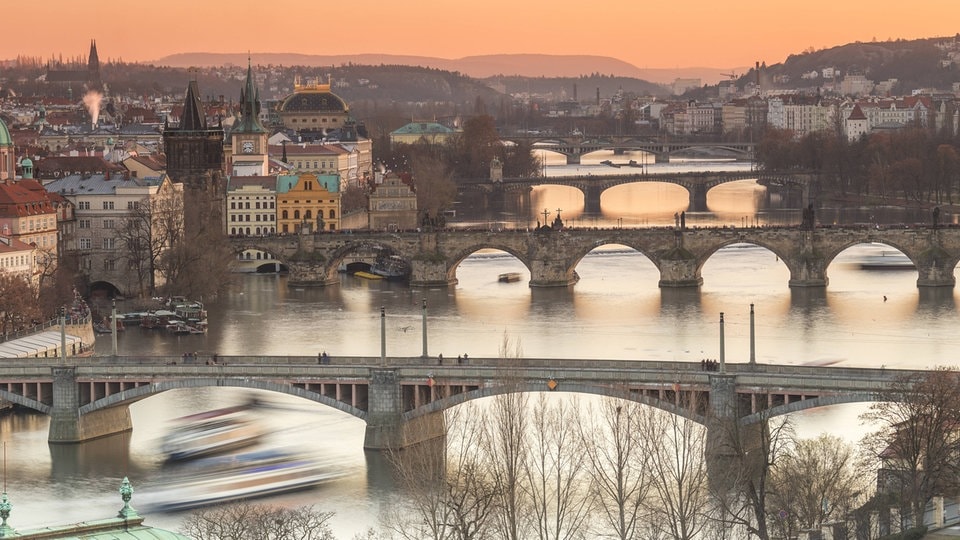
[227,226,960,290]
[0,355,926,450]
[458,170,813,213]
[498,135,756,165]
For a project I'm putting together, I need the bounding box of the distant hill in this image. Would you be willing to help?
[151,52,742,85]
[754,36,960,93]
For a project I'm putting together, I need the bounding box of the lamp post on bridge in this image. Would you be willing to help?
[380,306,386,366]
[111,299,118,356]
[421,299,428,358]
[719,312,725,373]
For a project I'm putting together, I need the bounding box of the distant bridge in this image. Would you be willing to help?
[459,170,812,213]
[500,134,756,164]
[218,226,960,290]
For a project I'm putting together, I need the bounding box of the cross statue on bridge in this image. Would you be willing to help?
[541,208,551,223]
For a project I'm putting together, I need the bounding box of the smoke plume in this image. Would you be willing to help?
[83,90,103,127]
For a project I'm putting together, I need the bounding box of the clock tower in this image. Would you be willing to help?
[230,59,269,177]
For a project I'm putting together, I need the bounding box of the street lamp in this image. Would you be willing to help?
[421,299,428,358]
[380,306,386,366]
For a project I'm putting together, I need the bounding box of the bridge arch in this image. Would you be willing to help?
[229,242,296,273]
[87,280,122,299]
[403,383,707,425]
[695,239,791,279]
[0,389,50,414]
[444,243,533,284]
[739,392,885,425]
[567,240,662,279]
[81,378,368,420]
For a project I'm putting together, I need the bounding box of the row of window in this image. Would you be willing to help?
[238,252,275,260]
[78,238,116,249]
[231,227,277,236]
[280,209,336,220]
[78,219,116,229]
[289,117,340,124]
[76,201,117,210]
[0,254,32,268]
[230,201,276,210]
[230,214,274,222]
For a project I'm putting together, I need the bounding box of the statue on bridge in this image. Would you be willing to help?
[801,203,815,230]
[420,211,446,231]
[933,206,941,229]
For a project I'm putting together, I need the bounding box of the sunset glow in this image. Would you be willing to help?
[5,0,960,69]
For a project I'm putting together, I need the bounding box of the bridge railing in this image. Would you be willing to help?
[0,315,91,344]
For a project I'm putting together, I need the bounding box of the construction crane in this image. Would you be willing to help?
[721,72,739,80]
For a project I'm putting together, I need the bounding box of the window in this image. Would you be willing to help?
[305,210,312,219]
[231,215,236,222]
[78,201,90,210]
[79,238,92,249]
[103,219,115,229]
[255,202,261,209]
[329,209,336,219]
[282,210,288,220]
[104,259,115,271]
[103,238,116,249]
[102,201,114,210]
[79,219,91,229]
[231,202,236,209]
[294,210,300,220]
[245,202,250,209]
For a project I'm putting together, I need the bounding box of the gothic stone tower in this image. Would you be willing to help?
[163,80,227,235]
[163,80,225,191]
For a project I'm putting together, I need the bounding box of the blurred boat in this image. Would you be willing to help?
[498,272,522,283]
[148,450,339,512]
[161,406,265,461]
[858,250,914,270]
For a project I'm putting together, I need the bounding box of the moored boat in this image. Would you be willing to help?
[371,253,411,281]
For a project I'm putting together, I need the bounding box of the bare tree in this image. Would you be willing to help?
[525,394,593,540]
[0,270,40,337]
[484,333,531,540]
[767,434,871,539]
[179,503,336,540]
[384,402,498,540]
[708,416,794,540]
[576,396,653,540]
[115,188,183,297]
[159,186,234,300]
[642,405,710,540]
[860,368,960,528]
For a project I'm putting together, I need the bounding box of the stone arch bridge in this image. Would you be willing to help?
[230,226,960,290]
[500,135,756,165]
[459,170,811,213]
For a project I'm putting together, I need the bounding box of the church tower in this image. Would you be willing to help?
[87,39,102,90]
[229,60,269,177]
[163,79,225,190]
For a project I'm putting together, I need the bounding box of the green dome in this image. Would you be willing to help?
[0,116,12,146]
[20,157,32,167]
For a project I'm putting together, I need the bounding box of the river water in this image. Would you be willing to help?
[3,154,960,538]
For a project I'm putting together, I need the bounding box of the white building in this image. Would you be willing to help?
[43,174,183,296]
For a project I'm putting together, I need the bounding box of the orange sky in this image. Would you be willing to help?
[5,0,960,69]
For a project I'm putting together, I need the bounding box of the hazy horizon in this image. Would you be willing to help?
[7,0,959,70]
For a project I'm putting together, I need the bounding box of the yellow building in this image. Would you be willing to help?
[277,173,340,233]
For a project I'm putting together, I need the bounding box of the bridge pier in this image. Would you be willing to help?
[287,262,339,287]
[705,374,767,495]
[565,154,581,165]
[916,245,957,287]
[654,153,670,164]
[689,185,708,212]
[364,369,445,451]
[656,240,703,288]
[410,259,457,287]
[49,367,132,444]
[584,186,602,214]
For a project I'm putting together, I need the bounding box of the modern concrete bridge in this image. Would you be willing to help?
[459,170,812,213]
[226,225,960,290]
[0,356,930,450]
